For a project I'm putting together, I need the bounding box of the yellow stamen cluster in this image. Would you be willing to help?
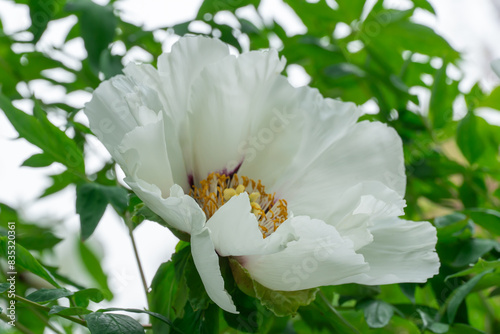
[189,172,288,238]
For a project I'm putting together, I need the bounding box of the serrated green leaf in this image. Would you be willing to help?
[0,237,60,288]
[26,288,73,303]
[85,312,144,334]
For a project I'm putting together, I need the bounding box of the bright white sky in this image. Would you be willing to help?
[0,0,499,324]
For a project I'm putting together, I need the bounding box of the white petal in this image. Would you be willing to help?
[125,181,205,234]
[84,74,163,151]
[156,36,230,121]
[191,227,238,314]
[183,48,289,183]
[344,217,439,285]
[275,120,406,225]
[491,59,500,78]
[242,216,368,291]
[206,193,297,257]
[326,181,406,250]
[117,114,174,195]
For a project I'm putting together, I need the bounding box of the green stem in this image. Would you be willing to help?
[30,307,65,334]
[13,294,87,327]
[125,212,149,301]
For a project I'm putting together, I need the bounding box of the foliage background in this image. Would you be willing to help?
[0,0,500,333]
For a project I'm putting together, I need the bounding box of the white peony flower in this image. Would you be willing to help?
[84,36,440,314]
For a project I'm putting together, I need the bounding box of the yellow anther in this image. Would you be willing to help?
[251,202,261,211]
[223,188,237,201]
[235,184,246,194]
[249,192,260,202]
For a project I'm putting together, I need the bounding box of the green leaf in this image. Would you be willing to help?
[417,309,449,333]
[65,0,117,71]
[451,239,499,267]
[467,208,500,236]
[98,308,176,329]
[28,0,60,43]
[21,153,54,167]
[324,63,366,79]
[76,183,128,240]
[196,0,260,19]
[0,237,60,288]
[429,63,453,129]
[229,258,317,317]
[356,299,394,328]
[149,260,188,333]
[73,288,105,308]
[0,283,10,293]
[0,95,85,173]
[41,170,81,197]
[411,0,436,14]
[78,241,112,299]
[477,85,500,110]
[49,305,91,316]
[442,269,494,323]
[446,259,500,280]
[26,288,73,303]
[85,312,144,334]
[457,111,486,164]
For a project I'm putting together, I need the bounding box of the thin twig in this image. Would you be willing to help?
[13,294,87,327]
[125,212,149,302]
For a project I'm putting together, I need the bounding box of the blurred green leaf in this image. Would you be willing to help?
[442,269,493,324]
[429,63,453,129]
[467,209,500,236]
[21,153,54,168]
[356,299,394,328]
[26,288,73,304]
[0,236,60,288]
[76,183,128,240]
[65,0,117,71]
[49,305,92,316]
[0,95,85,174]
[457,111,486,164]
[73,288,105,308]
[78,241,112,299]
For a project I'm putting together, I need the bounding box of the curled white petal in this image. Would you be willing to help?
[342,217,440,285]
[191,227,238,314]
[242,216,368,291]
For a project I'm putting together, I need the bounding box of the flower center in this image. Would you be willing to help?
[190,172,288,238]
